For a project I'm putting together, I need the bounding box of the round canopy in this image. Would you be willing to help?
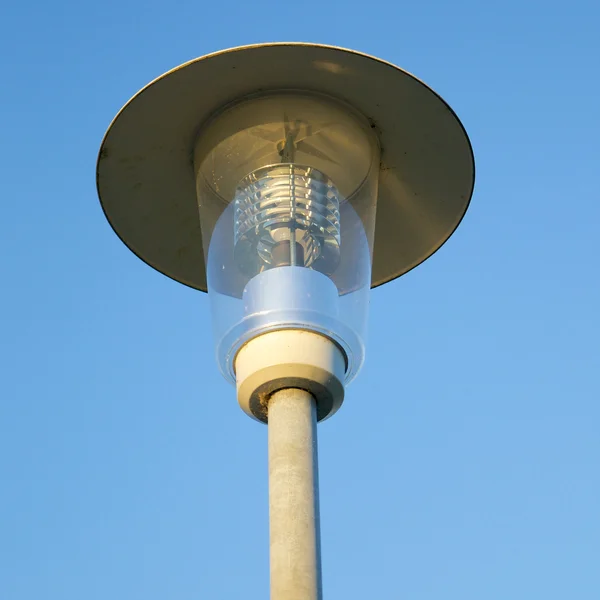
[97,43,475,292]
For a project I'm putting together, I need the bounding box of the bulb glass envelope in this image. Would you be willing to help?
[96,43,475,382]
[194,92,380,382]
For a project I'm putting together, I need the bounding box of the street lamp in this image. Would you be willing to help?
[97,43,474,600]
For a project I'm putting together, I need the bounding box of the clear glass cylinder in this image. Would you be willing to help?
[193,92,380,384]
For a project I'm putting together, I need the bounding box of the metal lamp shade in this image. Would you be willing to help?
[96,43,475,292]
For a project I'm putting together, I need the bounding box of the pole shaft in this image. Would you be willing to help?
[268,388,322,600]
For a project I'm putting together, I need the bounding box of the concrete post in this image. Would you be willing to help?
[268,388,322,600]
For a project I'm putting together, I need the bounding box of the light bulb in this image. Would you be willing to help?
[233,164,341,276]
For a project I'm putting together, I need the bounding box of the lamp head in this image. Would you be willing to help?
[96,43,475,421]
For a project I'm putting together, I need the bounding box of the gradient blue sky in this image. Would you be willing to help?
[1,0,599,598]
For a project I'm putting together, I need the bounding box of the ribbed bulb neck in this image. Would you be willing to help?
[233,164,341,275]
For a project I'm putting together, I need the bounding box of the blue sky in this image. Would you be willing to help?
[1,0,599,598]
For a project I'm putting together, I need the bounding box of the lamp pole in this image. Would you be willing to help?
[268,388,322,600]
[96,43,475,599]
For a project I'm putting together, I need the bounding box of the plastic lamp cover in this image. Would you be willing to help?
[193,92,381,383]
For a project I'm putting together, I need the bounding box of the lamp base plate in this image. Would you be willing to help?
[235,329,345,423]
